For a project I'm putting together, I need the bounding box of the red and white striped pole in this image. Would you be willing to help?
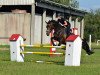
[72,28,78,35]
[50,30,56,56]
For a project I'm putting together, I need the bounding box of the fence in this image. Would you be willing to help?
[0,13,31,44]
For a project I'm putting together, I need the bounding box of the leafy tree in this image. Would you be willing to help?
[84,9,100,42]
[49,0,79,8]
[70,0,79,8]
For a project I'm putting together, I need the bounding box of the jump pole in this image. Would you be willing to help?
[20,52,64,55]
[21,45,65,48]
[10,34,82,66]
[72,28,78,35]
[50,30,56,55]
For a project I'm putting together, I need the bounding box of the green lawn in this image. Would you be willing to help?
[0,45,100,75]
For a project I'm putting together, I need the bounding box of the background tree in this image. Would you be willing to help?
[84,9,100,42]
[49,0,79,8]
[70,0,79,8]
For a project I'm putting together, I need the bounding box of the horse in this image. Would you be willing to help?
[46,20,68,46]
[46,20,94,55]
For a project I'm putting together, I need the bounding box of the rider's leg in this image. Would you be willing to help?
[82,39,94,55]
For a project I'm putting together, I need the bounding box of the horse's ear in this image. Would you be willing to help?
[45,21,48,24]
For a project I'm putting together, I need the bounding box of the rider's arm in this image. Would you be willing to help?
[61,18,68,26]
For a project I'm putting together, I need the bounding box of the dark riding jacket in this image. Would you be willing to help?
[57,18,71,36]
[58,18,65,25]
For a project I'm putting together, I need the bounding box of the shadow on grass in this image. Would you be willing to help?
[29,60,64,65]
[1,59,10,61]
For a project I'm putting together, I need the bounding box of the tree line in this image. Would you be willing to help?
[84,9,100,42]
[49,0,79,8]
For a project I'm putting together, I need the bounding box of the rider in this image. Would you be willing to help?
[56,13,71,36]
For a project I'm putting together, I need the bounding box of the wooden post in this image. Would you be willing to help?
[42,9,46,44]
[53,11,56,20]
[89,35,91,50]
[80,18,84,39]
[69,16,73,29]
[75,17,78,28]
[30,2,35,45]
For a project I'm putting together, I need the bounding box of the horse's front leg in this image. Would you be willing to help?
[51,37,56,46]
[58,38,62,46]
[58,38,66,50]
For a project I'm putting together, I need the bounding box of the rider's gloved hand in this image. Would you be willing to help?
[63,25,67,28]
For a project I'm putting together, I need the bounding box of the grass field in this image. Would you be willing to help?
[0,44,100,75]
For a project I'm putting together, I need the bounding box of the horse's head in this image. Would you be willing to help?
[46,20,55,36]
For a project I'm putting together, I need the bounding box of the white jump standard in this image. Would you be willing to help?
[9,34,82,66]
[65,35,82,66]
[9,34,24,62]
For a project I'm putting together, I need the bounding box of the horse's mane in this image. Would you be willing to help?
[47,20,62,28]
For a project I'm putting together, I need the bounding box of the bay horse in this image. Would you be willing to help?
[46,20,94,55]
[46,20,68,46]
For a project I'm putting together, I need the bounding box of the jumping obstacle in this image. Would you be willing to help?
[9,34,82,66]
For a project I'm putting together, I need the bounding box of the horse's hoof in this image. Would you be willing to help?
[53,44,56,46]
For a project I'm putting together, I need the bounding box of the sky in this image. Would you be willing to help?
[77,0,100,11]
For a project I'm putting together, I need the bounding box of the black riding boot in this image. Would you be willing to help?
[82,38,94,55]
